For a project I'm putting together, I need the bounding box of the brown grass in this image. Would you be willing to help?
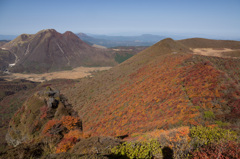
[192,48,240,58]
[4,66,112,82]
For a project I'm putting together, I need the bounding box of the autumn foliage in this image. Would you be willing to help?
[61,116,80,130]
[40,105,48,119]
[83,54,221,136]
[64,129,83,139]
[190,141,240,159]
[42,119,60,134]
[55,137,77,153]
[40,115,82,153]
[76,53,240,138]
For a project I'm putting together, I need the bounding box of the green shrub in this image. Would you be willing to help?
[215,121,229,127]
[111,140,162,159]
[195,106,200,110]
[203,111,215,119]
[114,53,134,63]
[190,126,237,146]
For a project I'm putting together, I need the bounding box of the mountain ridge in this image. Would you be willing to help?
[60,38,239,137]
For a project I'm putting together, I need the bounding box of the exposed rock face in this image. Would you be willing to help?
[2,29,116,73]
[6,87,82,147]
[44,89,60,108]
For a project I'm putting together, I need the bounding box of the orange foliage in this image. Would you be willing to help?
[42,119,60,134]
[148,127,189,140]
[55,137,77,153]
[84,54,201,136]
[41,116,82,153]
[128,126,191,149]
[64,129,83,139]
[56,129,82,153]
[40,106,48,119]
[81,54,236,137]
[61,116,79,130]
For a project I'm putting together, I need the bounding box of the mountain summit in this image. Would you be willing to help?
[2,29,116,73]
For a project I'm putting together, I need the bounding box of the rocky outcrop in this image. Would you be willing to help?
[2,86,123,158]
[6,87,82,147]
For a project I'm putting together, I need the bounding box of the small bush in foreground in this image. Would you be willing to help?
[111,140,162,159]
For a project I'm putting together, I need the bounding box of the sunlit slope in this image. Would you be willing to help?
[63,38,240,137]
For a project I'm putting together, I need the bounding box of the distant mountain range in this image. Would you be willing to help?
[76,33,166,47]
[0,33,167,48]
[1,32,239,48]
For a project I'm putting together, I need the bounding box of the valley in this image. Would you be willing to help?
[3,66,112,82]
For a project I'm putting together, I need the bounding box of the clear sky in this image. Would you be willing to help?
[0,0,239,38]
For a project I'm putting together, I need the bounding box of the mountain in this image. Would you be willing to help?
[1,38,240,158]
[62,38,240,136]
[1,29,116,73]
[75,33,98,46]
[76,33,166,47]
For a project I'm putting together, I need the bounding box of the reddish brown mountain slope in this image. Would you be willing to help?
[2,29,116,73]
[60,38,240,137]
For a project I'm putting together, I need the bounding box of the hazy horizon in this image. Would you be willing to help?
[0,0,239,39]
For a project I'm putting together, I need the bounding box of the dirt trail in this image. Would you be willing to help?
[4,66,112,82]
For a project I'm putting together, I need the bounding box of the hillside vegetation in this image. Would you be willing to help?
[62,38,240,137]
[1,38,240,158]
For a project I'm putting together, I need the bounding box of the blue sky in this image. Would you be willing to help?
[0,0,239,38]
